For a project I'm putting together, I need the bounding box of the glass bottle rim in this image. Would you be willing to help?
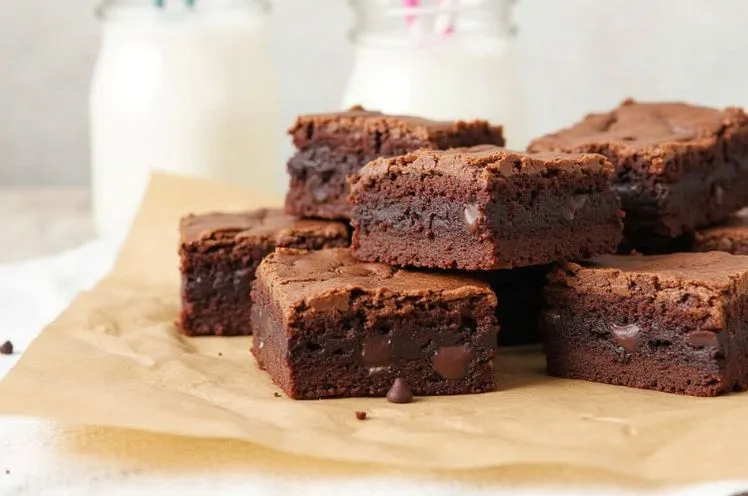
[96,0,270,20]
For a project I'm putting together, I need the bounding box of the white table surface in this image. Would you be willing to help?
[0,190,746,495]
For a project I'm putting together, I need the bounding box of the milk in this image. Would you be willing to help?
[343,38,526,150]
[89,6,278,239]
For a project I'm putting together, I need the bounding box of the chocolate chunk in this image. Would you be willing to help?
[610,323,639,352]
[386,378,413,404]
[463,204,481,233]
[0,341,13,355]
[433,345,471,379]
[355,410,367,420]
[713,184,724,205]
[686,331,719,349]
[561,194,588,221]
[362,335,391,366]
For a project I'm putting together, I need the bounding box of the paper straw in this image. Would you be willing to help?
[403,0,420,28]
[434,0,456,36]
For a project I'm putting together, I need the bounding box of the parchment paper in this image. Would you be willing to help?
[2,173,748,485]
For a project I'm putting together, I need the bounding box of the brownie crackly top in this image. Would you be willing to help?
[351,145,614,185]
[559,251,748,291]
[258,248,495,311]
[528,99,748,178]
[180,210,348,247]
[288,106,505,154]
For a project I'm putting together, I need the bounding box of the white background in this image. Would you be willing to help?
[2,0,748,185]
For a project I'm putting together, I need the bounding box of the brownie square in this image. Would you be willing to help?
[250,248,498,399]
[691,208,748,255]
[179,209,349,336]
[541,252,748,396]
[529,99,748,250]
[285,106,505,220]
[349,146,623,271]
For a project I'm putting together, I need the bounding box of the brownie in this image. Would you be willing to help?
[285,106,505,220]
[691,208,748,255]
[349,146,624,271]
[528,99,748,251]
[179,209,349,336]
[541,252,748,396]
[250,248,498,399]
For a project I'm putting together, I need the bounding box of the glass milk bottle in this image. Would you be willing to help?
[90,0,279,239]
[343,0,526,149]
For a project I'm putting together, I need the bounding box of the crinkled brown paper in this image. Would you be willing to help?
[2,172,748,486]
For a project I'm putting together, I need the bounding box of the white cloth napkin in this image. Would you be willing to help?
[0,244,745,495]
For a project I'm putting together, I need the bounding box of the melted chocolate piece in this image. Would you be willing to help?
[362,335,392,366]
[610,323,640,352]
[386,378,414,404]
[561,194,589,221]
[433,345,471,380]
[686,331,719,348]
[464,204,481,234]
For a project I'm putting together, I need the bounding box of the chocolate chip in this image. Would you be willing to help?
[686,331,719,349]
[386,378,413,404]
[273,392,281,398]
[561,194,588,221]
[355,411,367,420]
[713,184,724,205]
[433,345,471,380]
[362,335,391,366]
[463,204,481,233]
[610,323,639,352]
[0,341,13,355]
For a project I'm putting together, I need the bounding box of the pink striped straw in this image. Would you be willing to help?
[435,0,456,36]
[403,0,419,28]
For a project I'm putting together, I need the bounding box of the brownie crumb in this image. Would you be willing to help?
[386,378,414,404]
[273,392,281,398]
[0,341,13,355]
[355,411,367,421]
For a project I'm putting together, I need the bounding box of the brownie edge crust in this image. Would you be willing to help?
[251,248,499,399]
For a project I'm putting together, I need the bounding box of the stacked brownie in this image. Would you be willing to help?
[530,99,748,397]
[178,210,349,336]
[179,101,748,401]
[285,106,505,219]
[528,99,748,252]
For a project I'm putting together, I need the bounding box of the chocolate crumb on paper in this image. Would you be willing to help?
[355,411,367,421]
[0,341,13,355]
